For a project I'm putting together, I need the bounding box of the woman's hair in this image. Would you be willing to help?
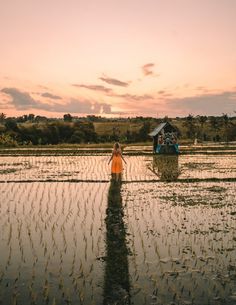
[113,142,120,150]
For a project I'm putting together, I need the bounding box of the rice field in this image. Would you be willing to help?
[0,154,236,182]
[0,151,236,304]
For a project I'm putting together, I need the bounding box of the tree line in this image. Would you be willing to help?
[0,112,236,147]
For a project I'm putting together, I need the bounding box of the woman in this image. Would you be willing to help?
[108,142,126,181]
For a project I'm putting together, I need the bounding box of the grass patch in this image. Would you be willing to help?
[0,168,18,174]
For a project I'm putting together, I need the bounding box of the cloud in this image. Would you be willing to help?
[0,94,12,109]
[116,98,168,116]
[111,91,236,117]
[157,90,173,97]
[1,87,38,110]
[48,99,112,114]
[38,85,49,90]
[41,92,62,100]
[1,87,112,114]
[142,63,155,76]
[72,83,113,94]
[99,76,129,87]
[111,93,154,101]
[195,86,205,91]
[167,91,236,115]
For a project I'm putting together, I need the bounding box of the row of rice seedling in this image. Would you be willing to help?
[179,155,236,180]
[1,153,236,305]
[1,154,236,183]
[122,181,236,305]
[0,182,108,305]
[0,155,158,182]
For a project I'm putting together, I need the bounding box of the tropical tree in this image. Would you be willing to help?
[227,123,236,141]
[209,116,220,141]
[63,113,73,122]
[5,118,18,132]
[0,134,17,147]
[221,113,230,143]
[28,113,35,121]
[184,114,196,140]
[138,121,151,141]
[197,115,208,141]
[0,113,6,123]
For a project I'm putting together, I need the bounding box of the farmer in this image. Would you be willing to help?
[108,142,126,181]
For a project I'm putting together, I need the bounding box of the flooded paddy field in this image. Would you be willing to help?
[0,154,236,182]
[123,181,236,305]
[0,182,108,305]
[0,153,236,304]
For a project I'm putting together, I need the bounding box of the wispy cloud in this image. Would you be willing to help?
[117,98,167,116]
[1,87,112,114]
[111,93,154,101]
[157,90,173,97]
[72,83,113,94]
[41,92,62,100]
[38,85,49,90]
[142,63,155,76]
[1,87,38,110]
[109,90,236,117]
[48,99,112,114]
[3,87,234,117]
[0,96,11,109]
[167,91,236,115]
[99,76,129,87]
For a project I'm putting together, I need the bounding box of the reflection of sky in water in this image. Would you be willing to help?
[0,154,236,181]
[0,182,108,305]
[123,182,236,305]
[0,154,236,304]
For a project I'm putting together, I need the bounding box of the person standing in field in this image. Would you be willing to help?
[108,142,126,181]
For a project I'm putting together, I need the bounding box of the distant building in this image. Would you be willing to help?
[149,122,179,154]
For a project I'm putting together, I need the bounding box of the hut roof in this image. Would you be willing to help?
[149,122,177,137]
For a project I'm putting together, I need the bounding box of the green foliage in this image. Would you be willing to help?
[209,116,220,131]
[63,113,73,122]
[0,113,6,123]
[183,114,197,139]
[5,118,18,131]
[227,124,236,141]
[0,113,236,145]
[73,121,97,143]
[0,134,17,147]
[138,121,151,141]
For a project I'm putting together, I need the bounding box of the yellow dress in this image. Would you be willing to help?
[111,151,123,174]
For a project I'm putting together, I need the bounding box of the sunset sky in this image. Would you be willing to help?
[0,0,236,118]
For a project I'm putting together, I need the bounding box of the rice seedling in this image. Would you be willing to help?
[0,180,108,304]
[0,152,235,304]
[122,176,236,304]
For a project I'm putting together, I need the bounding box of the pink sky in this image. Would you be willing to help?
[0,0,236,117]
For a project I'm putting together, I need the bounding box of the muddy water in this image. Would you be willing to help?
[0,154,236,182]
[0,182,108,305]
[123,181,236,305]
[0,154,236,305]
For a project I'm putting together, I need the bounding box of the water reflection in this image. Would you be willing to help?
[153,155,179,181]
[103,179,130,305]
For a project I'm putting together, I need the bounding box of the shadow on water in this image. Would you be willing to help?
[103,177,130,305]
[153,155,179,181]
